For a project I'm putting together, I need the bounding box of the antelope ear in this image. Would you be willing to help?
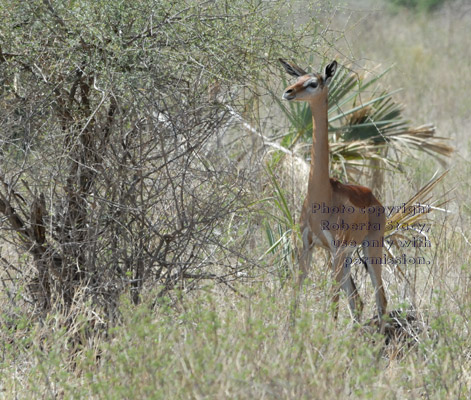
[324,60,337,85]
[279,58,308,77]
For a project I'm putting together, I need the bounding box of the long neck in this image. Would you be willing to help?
[307,95,331,201]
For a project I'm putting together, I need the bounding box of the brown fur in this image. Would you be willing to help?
[330,178,379,209]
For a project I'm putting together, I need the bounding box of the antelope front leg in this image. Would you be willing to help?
[331,255,341,320]
[298,227,313,287]
[332,252,363,322]
[298,246,312,288]
[364,244,388,332]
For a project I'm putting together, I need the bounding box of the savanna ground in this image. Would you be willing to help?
[1,0,471,398]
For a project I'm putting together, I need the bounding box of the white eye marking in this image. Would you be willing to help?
[303,79,318,88]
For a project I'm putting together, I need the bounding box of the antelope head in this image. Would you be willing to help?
[279,59,337,102]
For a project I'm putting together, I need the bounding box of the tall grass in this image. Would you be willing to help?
[1,282,470,398]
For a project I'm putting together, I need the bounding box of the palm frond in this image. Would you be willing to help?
[385,170,450,237]
[380,170,450,279]
[276,63,453,178]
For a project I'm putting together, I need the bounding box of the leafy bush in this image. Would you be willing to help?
[387,0,448,12]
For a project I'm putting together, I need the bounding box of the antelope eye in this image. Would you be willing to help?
[308,81,318,88]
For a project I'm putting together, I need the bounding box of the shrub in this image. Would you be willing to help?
[387,0,448,12]
[0,0,329,316]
